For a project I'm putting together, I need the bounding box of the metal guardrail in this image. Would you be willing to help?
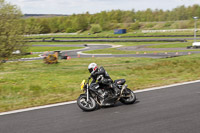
[28,39,187,42]
[26,35,200,39]
[24,33,77,37]
[142,29,200,33]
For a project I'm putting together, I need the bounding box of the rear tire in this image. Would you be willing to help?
[77,94,97,111]
[120,88,136,104]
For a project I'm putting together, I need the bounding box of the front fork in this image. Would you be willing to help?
[86,84,89,102]
[117,84,128,100]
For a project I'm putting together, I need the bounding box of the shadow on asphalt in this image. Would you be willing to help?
[99,99,140,109]
[78,99,140,112]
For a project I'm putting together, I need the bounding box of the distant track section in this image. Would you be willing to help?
[26,35,200,39]
[28,38,187,42]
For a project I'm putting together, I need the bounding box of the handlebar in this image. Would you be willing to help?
[87,76,92,83]
[89,76,92,80]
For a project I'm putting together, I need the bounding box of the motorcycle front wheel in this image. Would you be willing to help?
[120,88,136,104]
[77,94,97,111]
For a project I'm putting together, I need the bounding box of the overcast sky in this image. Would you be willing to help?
[6,0,200,14]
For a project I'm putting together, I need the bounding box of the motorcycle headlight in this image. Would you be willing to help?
[80,80,86,90]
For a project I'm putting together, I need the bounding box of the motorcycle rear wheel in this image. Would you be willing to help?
[120,88,136,104]
[77,94,97,111]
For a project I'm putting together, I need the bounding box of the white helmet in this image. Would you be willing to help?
[88,63,98,73]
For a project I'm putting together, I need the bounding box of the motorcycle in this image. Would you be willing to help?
[77,76,136,111]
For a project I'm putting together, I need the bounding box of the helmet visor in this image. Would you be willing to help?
[88,68,93,73]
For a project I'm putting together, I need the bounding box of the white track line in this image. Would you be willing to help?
[77,44,122,56]
[0,101,76,116]
[77,51,112,56]
[0,80,200,116]
[134,80,200,93]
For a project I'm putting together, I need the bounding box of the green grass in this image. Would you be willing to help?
[28,41,171,46]
[85,48,129,54]
[147,42,192,48]
[28,46,83,52]
[28,42,85,45]
[83,41,200,54]
[1,54,200,112]
[28,36,194,41]
[22,54,40,58]
[26,30,200,38]
[84,47,200,55]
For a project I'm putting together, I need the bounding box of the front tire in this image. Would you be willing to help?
[77,94,97,111]
[120,88,136,104]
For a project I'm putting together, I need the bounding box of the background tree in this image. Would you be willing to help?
[99,11,110,30]
[0,0,39,61]
[74,15,89,31]
[90,24,102,34]
[131,21,140,30]
[19,4,200,34]
[24,18,41,34]
[39,18,51,34]
[0,0,26,61]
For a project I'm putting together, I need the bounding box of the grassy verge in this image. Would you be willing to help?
[83,41,200,54]
[28,37,195,41]
[84,47,200,55]
[147,42,192,48]
[1,54,200,112]
[28,46,83,52]
[21,54,40,58]
[28,42,85,45]
[28,41,173,46]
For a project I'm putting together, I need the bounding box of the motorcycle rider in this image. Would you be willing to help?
[88,63,120,98]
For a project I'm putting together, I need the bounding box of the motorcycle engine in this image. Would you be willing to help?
[97,89,108,99]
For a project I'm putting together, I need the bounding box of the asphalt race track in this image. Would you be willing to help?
[6,43,200,62]
[34,44,200,59]
[1,81,200,133]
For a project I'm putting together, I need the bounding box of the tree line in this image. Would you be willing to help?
[1,0,200,61]
[23,4,200,34]
[0,0,39,61]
